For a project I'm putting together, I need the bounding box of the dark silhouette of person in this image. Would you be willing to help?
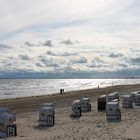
[60,89,63,94]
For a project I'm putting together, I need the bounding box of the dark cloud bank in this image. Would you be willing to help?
[0,69,140,79]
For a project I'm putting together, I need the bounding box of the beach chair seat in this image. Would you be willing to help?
[72,107,81,117]
[81,103,91,112]
[106,113,121,121]
[98,95,106,111]
[39,115,54,126]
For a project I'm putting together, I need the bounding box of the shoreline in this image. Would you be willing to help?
[1,78,140,100]
[0,84,140,114]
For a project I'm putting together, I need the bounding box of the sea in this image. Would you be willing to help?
[0,79,140,99]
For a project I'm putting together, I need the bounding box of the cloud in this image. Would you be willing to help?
[36,55,59,68]
[118,62,129,68]
[24,41,40,47]
[42,40,53,47]
[71,56,87,64]
[130,57,140,64]
[25,40,53,47]
[24,42,35,47]
[109,52,123,58]
[0,43,11,49]
[34,54,89,72]
[0,43,13,53]
[0,0,140,78]
[46,51,77,57]
[89,57,106,68]
[60,39,77,45]
[19,55,31,61]
[0,0,123,33]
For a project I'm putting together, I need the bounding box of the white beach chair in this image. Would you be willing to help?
[131,91,140,103]
[122,95,132,108]
[39,107,55,126]
[72,100,81,117]
[135,94,140,106]
[0,112,17,138]
[80,97,91,112]
[106,102,121,121]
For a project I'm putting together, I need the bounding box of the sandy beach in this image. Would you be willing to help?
[0,84,140,140]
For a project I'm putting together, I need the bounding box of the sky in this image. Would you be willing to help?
[0,0,140,78]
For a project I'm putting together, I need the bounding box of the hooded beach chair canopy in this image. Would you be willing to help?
[0,112,15,125]
[0,107,9,115]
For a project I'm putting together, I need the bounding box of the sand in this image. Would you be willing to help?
[0,84,140,140]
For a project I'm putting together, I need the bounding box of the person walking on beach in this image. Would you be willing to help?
[60,89,63,94]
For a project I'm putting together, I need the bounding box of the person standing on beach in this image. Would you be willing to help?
[60,89,63,94]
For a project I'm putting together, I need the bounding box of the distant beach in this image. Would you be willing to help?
[0,84,140,139]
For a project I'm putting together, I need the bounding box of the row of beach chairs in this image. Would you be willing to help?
[39,97,92,127]
[0,91,140,138]
[98,91,140,121]
[72,97,91,117]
